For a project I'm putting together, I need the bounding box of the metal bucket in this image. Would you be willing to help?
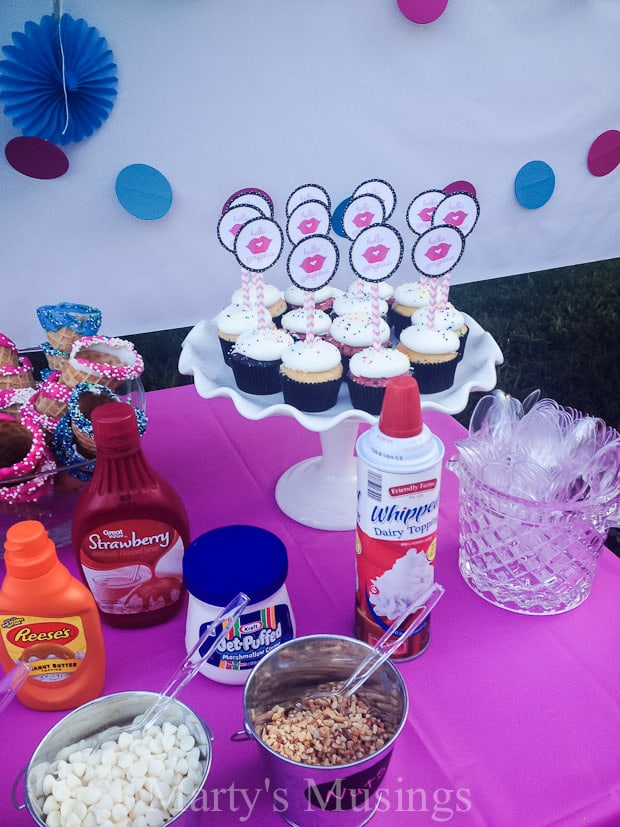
[240,634,409,827]
[14,690,213,826]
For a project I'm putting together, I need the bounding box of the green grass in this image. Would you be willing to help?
[450,259,620,429]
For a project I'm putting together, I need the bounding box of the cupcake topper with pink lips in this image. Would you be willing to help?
[350,222,404,351]
[342,193,386,241]
[217,198,269,311]
[286,183,331,218]
[412,223,465,329]
[287,235,339,343]
[352,178,397,221]
[234,216,284,330]
[286,200,331,245]
[431,191,479,306]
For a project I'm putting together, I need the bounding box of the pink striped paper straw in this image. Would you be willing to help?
[438,271,452,308]
[370,282,383,351]
[352,278,365,299]
[241,269,252,310]
[303,291,316,344]
[426,278,439,329]
[253,273,268,330]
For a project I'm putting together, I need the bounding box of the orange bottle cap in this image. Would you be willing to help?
[4,520,56,579]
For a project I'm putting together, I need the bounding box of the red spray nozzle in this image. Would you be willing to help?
[379,374,424,438]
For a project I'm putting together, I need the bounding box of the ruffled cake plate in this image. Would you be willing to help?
[179,314,503,530]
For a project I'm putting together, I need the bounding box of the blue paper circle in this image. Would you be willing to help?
[0,14,117,145]
[115,164,173,220]
[514,160,555,209]
[331,197,352,238]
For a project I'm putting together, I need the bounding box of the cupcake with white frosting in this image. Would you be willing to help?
[281,307,332,341]
[347,347,411,414]
[280,338,343,412]
[230,327,294,395]
[396,325,460,394]
[331,291,389,320]
[346,279,394,306]
[284,284,336,314]
[390,280,432,335]
[231,283,287,327]
[215,304,263,366]
[325,312,391,373]
[410,303,469,361]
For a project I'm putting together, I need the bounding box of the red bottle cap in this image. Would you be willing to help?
[91,402,140,454]
[378,374,423,438]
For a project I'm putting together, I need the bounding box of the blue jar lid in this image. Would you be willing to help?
[183,525,288,606]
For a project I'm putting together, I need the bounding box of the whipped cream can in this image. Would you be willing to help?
[354,375,445,660]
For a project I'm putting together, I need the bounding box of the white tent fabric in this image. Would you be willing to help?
[1,0,619,346]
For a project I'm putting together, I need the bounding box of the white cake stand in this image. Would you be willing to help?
[178,315,503,530]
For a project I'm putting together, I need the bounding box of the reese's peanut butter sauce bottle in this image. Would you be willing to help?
[355,374,445,660]
[0,520,105,710]
[72,403,190,629]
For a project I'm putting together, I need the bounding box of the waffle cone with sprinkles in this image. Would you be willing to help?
[46,326,81,354]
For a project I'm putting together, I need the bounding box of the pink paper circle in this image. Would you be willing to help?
[5,136,69,179]
[444,180,477,198]
[397,0,449,24]
[587,130,620,177]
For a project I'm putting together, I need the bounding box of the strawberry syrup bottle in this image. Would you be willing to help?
[72,403,190,628]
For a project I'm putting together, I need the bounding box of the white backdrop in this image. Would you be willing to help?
[2,0,620,347]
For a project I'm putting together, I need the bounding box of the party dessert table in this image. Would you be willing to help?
[2,384,620,827]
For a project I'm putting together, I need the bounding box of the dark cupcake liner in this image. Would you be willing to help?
[230,354,282,395]
[346,376,388,415]
[390,310,414,337]
[218,336,235,367]
[280,373,342,412]
[456,326,469,362]
[410,357,458,395]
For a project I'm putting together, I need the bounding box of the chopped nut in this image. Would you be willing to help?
[256,691,393,766]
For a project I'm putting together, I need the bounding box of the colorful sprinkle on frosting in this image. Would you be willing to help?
[37,302,102,335]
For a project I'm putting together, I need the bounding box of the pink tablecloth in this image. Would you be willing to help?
[2,384,620,826]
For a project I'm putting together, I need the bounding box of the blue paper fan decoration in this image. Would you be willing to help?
[0,14,117,145]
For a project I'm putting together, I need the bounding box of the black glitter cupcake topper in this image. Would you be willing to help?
[411,224,465,278]
[287,234,339,292]
[432,192,480,237]
[286,199,331,245]
[406,189,446,236]
[234,216,284,273]
[342,194,386,240]
[349,223,403,283]
[217,203,264,253]
[286,184,331,218]
[352,178,397,220]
